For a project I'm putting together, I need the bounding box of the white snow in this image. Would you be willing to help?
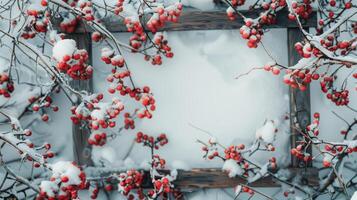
[52,39,77,61]
[51,161,81,185]
[39,181,59,197]
[255,120,277,144]
[222,159,242,178]
[92,29,290,167]
[351,191,357,200]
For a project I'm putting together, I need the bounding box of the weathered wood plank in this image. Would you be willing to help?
[67,33,93,166]
[138,167,319,190]
[55,8,316,33]
[288,28,312,167]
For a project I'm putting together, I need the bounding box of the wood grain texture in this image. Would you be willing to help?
[54,8,317,33]
[288,28,312,168]
[138,167,319,190]
[67,33,94,166]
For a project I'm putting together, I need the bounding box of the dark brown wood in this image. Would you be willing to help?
[67,33,93,166]
[288,28,312,168]
[175,168,318,189]
[57,8,317,33]
[137,167,318,190]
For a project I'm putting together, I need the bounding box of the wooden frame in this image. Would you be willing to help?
[63,7,318,188]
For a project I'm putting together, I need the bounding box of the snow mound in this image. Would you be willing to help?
[52,39,77,61]
[255,120,277,144]
[222,159,242,178]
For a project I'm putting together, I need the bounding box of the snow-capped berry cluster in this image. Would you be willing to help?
[88,131,107,146]
[78,0,95,21]
[59,14,79,33]
[239,19,263,48]
[101,47,125,69]
[152,154,166,168]
[283,68,320,91]
[0,69,14,98]
[123,17,146,51]
[91,31,103,42]
[118,170,144,198]
[136,132,168,149]
[70,93,124,129]
[150,176,172,198]
[294,42,319,58]
[53,39,93,80]
[29,95,59,121]
[320,34,353,56]
[37,161,87,200]
[146,3,183,33]
[147,33,174,65]
[289,0,313,20]
[320,76,349,106]
[23,4,49,39]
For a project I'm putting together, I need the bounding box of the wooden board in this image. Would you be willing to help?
[135,167,319,190]
[67,33,94,166]
[54,8,317,33]
[288,28,312,167]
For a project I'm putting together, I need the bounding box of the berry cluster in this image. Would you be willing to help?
[148,33,174,65]
[152,154,166,169]
[320,34,353,56]
[59,14,79,33]
[37,161,87,200]
[290,144,313,163]
[118,170,144,198]
[146,3,183,32]
[135,132,168,150]
[88,131,107,146]
[91,31,103,42]
[239,19,263,48]
[101,48,125,68]
[263,63,281,76]
[289,0,313,20]
[283,68,320,91]
[0,71,14,98]
[29,95,59,121]
[53,39,93,80]
[113,0,124,15]
[78,0,95,22]
[294,42,320,58]
[151,177,172,196]
[23,5,49,39]
[320,76,349,106]
[70,94,124,129]
[123,17,146,51]
[224,145,244,161]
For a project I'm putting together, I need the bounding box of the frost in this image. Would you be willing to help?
[222,159,242,178]
[52,39,77,61]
